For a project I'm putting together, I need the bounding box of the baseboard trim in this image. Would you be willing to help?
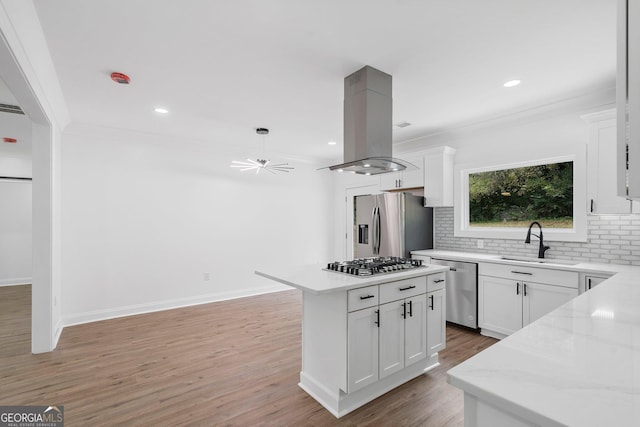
[53,320,63,348]
[62,284,291,327]
[0,277,31,287]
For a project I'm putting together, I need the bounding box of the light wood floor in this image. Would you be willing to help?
[0,287,496,426]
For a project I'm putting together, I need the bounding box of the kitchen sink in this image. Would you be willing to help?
[498,256,580,266]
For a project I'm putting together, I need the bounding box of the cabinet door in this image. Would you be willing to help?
[379,172,402,191]
[584,275,608,292]
[427,289,446,355]
[379,166,423,190]
[423,146,455,207]
[586,115,632,214]
[347,307,379,393]
[404,295,427,367]
[478,276,522,336]
[379,300,405,379]
[523,282,578,327]
[400,158,424,189]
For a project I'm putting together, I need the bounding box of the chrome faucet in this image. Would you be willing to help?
[525,221,550,258]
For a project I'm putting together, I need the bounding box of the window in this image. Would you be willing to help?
[455,154,587,242]
[468,161,573,228]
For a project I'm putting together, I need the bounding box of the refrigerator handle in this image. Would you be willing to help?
[372,206,381,255]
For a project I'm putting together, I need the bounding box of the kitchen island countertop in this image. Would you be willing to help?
[255,263,449,294]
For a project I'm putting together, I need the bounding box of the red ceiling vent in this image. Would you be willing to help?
[110,72,130,84]
[3,137,17,143]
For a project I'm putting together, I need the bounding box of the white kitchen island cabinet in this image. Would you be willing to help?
[255,264,448,418]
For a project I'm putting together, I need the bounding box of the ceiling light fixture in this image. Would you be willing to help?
[154,107,169,114]
[230,128,294,175]
[328,141,337,145]
[503,80,521,88]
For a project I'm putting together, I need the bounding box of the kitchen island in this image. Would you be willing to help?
[256,263,449,418]
[447,269,640,426]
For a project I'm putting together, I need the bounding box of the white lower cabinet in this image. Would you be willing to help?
[478,263,578,338]
[581,274,611,293]
[478,276,522,336]
[427,288,446,355]
[379,295,428,379]
[347,306,379,392]
[523,281,576,326]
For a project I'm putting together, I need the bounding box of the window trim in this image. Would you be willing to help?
[454,153,587,242]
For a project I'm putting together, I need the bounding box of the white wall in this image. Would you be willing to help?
[0,181,31,285]
[61,124,334,325]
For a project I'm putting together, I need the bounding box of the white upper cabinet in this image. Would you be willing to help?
[618,0,640,200]
[379,154,424,191]
[423,146,456,207]
[583,109,632,214]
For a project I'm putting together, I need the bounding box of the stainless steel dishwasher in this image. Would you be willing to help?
[431,258,478,329]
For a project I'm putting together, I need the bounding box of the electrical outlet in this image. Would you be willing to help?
[477,240,484,249]
[204,272,210,281]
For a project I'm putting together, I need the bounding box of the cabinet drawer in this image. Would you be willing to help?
[348,285,379,312]
[427,272,446,292]
[479,262,579,288]
[380,276,427,304]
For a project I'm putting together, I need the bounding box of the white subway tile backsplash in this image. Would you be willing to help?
[433,207,640,266]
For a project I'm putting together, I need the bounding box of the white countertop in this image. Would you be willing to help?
[255,263,449,294]
[424,249,640,426]
[411,249,632,276]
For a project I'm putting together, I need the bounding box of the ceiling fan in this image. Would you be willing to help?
[230,128,294,174]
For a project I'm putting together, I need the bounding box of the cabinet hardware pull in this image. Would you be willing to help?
[450,267,457,271]
[402,302,406,319]
[408,300,413,317]
[434,279,445,283]
[516,282,520,295]
[429,295,434,310]
[511,270,533,275]
[359,295,375,300]
[524,283,527,296]
[375,309,380,327]
[399,285,416,291]
[590,199,594,213]
[588,278,592,290]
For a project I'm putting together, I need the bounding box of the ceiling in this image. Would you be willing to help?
[6,1,618,163]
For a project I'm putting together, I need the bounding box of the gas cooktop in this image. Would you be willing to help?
[325,256,424,277]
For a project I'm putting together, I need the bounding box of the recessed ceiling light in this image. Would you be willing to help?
[503,80,521,88]
[328,141,337,145]
[154,107,169,114]
[363,163,371,168]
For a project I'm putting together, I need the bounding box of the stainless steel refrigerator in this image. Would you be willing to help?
[354,193,433,259]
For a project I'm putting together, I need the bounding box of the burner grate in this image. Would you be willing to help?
[325,257,423,277]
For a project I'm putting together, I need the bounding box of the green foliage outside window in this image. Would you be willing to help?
[469,161,573,228]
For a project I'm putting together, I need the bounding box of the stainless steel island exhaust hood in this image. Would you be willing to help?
[329,66,413,175]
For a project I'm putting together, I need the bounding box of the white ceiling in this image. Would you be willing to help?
[21,0,618,163]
